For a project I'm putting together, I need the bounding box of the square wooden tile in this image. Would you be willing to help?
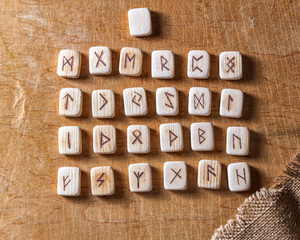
[127,125,150,154]
[188,87,211,116]
[123,87,147,116]
[92,89,115,118]
[59,88,82,117]
[57,167,81,196]
[90,166,115,196]
[156,87,179,116]
[227,162,251,192]
[128,163,152,192]
[219,51,242,80]
[190,122,214,151]
[164,161,187,190]
[89,46,112,75]
[187,50,210,79]
[57,49,81,78]
[128,8,152,37]
[93,125,116,154]
[151,50,174,79]
[159,123,183,152]
[119,47,143,76]
[220,88,244,118]
[226,126,250,156]
[198,160,221,189]
[58,126,82,155]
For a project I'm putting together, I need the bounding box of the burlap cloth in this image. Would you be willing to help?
[212,152,300,240]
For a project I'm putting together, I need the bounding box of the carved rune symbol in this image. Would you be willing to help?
[132,91,142,106]
[169,131,178,146]
[194,93,204,109]
[207,165,216,181]
[226,57,235,73]
[99,93,108,110]
[165,92,175,109]
[63,175,71,191]
[62,56,74,71]
[160,56,169,71]
[125,53,136,69]
[100,132,110,147]
[132,130,142,144]
[233,134,242,150]
[192,55,203,72]
[170,168,182,184]
[236,168,246,185]
[227,94,234,111]
[62,93,74,110]
[97,173,105,187]
[94,51,106,68]
[67,132,71,149]
[198,128,206,144]
[133,171,144,188]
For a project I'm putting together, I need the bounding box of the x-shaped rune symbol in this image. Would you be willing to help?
[226,57,235,73]
[170,168,182,184]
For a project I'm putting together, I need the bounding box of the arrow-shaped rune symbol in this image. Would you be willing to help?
[62,93,74,110]
[99,93,108,110]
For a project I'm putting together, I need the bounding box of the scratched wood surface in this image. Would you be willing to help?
[0,0,299,239]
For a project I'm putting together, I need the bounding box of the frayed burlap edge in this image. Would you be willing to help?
[211,151,300,240]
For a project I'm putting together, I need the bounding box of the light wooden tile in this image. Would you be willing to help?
[128,8,152,37]
[188,87,211,116]
[57,167,81,196]
[227,162,251,192]
[93,125,116,154]
[187,50,210,79]
[123,87,147,116]
[190,122,214,151]
[151,50,174,79]
[57,49,81,78]
[58,126,82,155]
[128,163,152,192]
[92,89,115,118]
[89,46,112,75]
[164,161,187,190]
[220,88,244,118]
[219,51,242,80]
[119,47,143,76]
[90,166,115,196]
[159,123,183,152]
[197,160,221,189]
[156,87,179,116]
[226,126,250,156]
[127,125,150,154]
[59,88,82,117]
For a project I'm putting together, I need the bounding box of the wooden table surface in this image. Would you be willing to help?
[0,0,299,239]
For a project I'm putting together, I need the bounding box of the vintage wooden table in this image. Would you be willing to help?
[0,0,299,239]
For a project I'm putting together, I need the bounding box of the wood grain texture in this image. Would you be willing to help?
[0,0,299,239]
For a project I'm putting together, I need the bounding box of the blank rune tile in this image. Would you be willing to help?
[156,87,179,116]
[151,50,175,79]
[93,125,116,154]
[90,166,115,196]
[227,162,251,192]
[59,88,82,117]
[159,123,183,152]
[128,8,152,37]
[119,47,143,76]
[92,89,115,118]
[127,125,150,154]
[220,88,244,118]
[188,87,211,116]
[190,122,214,151]
[123,87,147,116]
[198,160,221,189]
[58,126,82,155]
[57,49,81,78]
[226,126,250,156]
[187,50,210,79]
[57,167,81,196]
[164,161,187,190]
[89,46,112,75]
[219,51,242,80]
[128,163,152,192]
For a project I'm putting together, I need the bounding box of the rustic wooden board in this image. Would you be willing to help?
[0,0,299,239]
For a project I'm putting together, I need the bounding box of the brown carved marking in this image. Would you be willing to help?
[228,94,234,111]
[226,57,235,73]
[192,55,203,72]
[63,175,71,191]
[170,168,182,184]
[233,134,242,150]
[165,92,175,109]
[198,128,206,144]
[207,165,216,181]
[62,93,74,110]
[194,93,204,109]
[62,56,74,71]
[132,91,142,106]
[132,130,142,144]
[125,53,136,69]
[99,93,108,110]
[169,130,178,146]
[236,168,246,185]
[100,132,110,147]
[67,132,71,149]
[97,173,105,187]
[94,51,106,68]
[160,56,169,71]
[133,171,144,188]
